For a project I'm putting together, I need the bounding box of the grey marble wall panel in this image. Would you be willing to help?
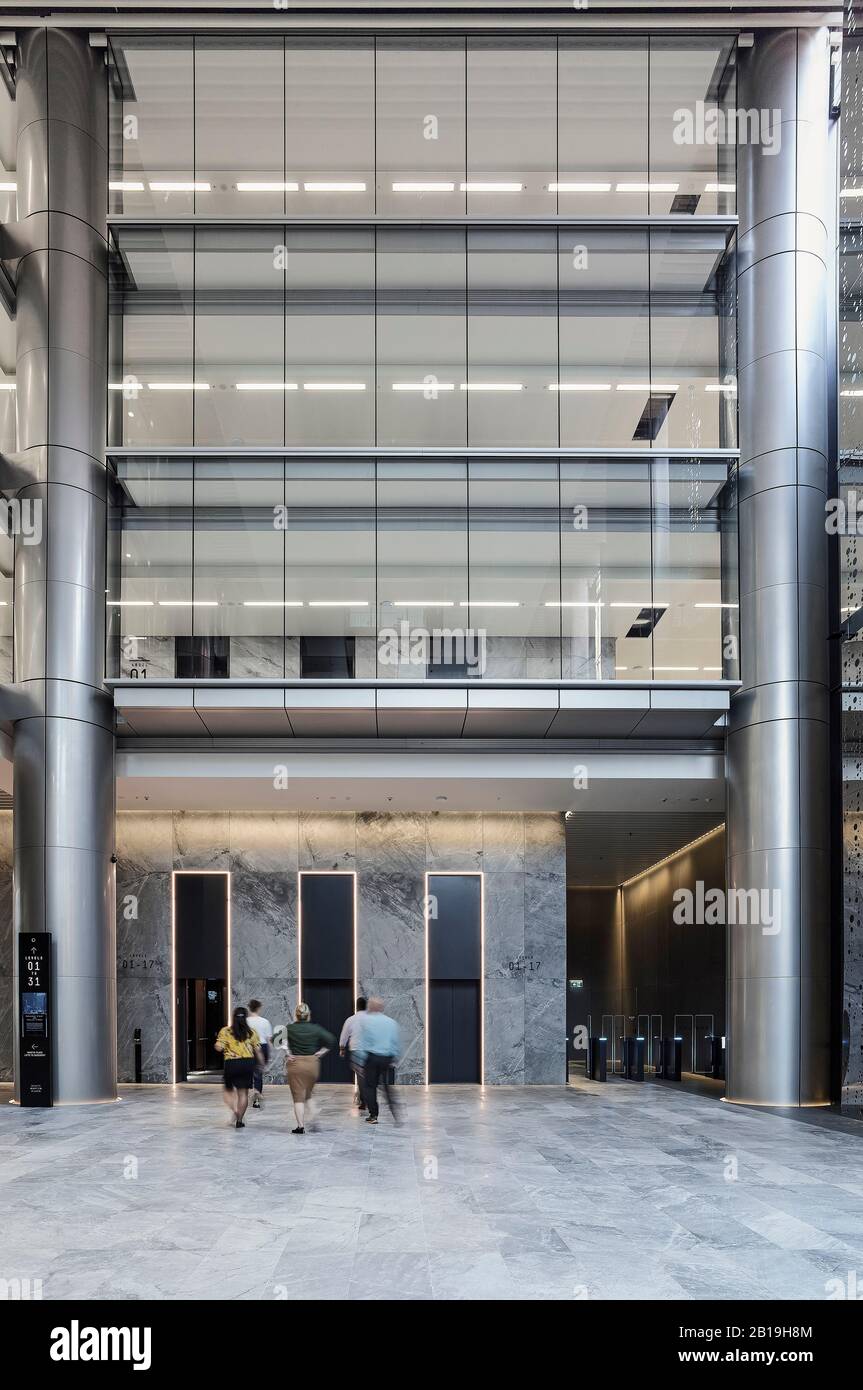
[120,636,174,679]
[112,809,566,1087]
[0,637,13,684]
[229,636,285,679]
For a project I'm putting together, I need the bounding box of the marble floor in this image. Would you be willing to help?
[2,1077,863,1301]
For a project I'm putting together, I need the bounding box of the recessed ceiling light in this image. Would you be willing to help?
[392,182,455,193]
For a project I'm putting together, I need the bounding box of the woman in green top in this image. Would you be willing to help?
[285,1002,336,1134]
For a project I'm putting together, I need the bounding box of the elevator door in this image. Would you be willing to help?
[299,873,355,1084]
[303,980,354,1083]
[427,873,481,1084]
[429,981,480,1083]
[181,979,225,1076]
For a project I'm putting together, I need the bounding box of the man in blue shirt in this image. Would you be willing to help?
[353,997,401,1125]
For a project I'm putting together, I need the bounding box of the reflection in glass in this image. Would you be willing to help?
[376,39,466,217]
[557,38,648,217]
[194,228,285,445]
[376,462,467,678]
[377,229,466,446]
[285,40,375,217]
[109,38,195,216]
[466,39,556,217]
[194,39,285,216]
[649,36,736,216]
[467,461,561,677]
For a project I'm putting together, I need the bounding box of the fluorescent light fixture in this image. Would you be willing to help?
[703,666,724,672]
[610,601,668,608]
[392,382,456,392]
[0,182,16,192]
[460,181,523,193]
[149,181,211,192]
[392,181,455,193]
[614,666,628,672]
[841,188,863,197]
[616,182,679,193]
[459,600,520,608]
[694,602,738,609]
[109,181,145,192]
[705,382,737,392]
[392,601,455,608]
[550,182,611,193]
[616,383,679,392]
[107,600,153,607]
[303,382,366,391]
[243,600,303,607]
[549,383,611,392]
[0,382,15,391]
[158,600,218,607]
[653,665,699,672]
[705,182,736,194]
[842,389,863,397]
[459,382,523,392]
[236,382,299,391]
[236,181,299,192]
[148,382,209,391]
[308,600,369,607]
[546,601,604,607]
[303,181,366,192]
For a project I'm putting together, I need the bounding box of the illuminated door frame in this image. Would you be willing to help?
[297,870,358,1009]
[171,869,232,1086]
[424,870,485,1087]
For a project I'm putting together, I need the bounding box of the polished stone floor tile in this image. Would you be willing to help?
[2,1077,863,1300]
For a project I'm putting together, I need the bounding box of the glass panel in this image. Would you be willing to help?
[192,459,285,676]
[194,227,285,446]
[841,226,863,458]
[467,460,561,678]
[376,229,466,446]
[376,38,466,217]
[115,228,195,446]
[650,458,735,681]
[0,295,15,452]
[649,36,737,216]
[285,39,375,217]
[560,462,652,680]
[376,461,468,677]
[285,229,374,445]
[558,228,650,448]
[107,458,194,679]
[558,38,648,217]
[649,227,737,450]
[466,38,556,217]
[108,38,195,216]
[284,460,376,672]
[193,38,285,216]
[467,229,557,447]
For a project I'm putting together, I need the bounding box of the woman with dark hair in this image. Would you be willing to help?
[215,1006,263,1129]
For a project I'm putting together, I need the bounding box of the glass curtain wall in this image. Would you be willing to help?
[107,456,738,683]
[110,225,736,450]
[107,35,736,219]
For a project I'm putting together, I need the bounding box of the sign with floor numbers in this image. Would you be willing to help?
[18,932,52,1107]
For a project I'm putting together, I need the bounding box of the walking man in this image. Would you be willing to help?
[247,999,273,1109]
[353,997,401,1126]
[339,995,368,1112]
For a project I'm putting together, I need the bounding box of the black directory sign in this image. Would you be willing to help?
[18,933,52,1107]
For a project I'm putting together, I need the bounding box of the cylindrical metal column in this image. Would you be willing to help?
[11,29,116,1103]
[727,28,833,1105]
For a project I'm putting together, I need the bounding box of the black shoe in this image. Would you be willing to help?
[365,1115,378,1124]
[235,1120,245,1129]
[252,1096,261,1109]
[292,1126,305,1135]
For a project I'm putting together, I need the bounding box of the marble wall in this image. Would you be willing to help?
[113,810,566,1087]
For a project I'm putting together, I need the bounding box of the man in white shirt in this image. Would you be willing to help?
[339,996,368,1112]
[247,999,274,1109]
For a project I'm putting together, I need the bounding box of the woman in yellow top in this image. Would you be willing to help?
[215,1006,263,1129]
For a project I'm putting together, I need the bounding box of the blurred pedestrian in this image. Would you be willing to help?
[215,1006,263,1130]
[353,997,401,1126]
[339,995,368,1112]
[246,999,273,1109]
[285,1002,335,1135]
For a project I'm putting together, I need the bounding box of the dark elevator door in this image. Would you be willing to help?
[428,873,481,1084]
[429,980,480,1083]
[304,980,354,1083]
